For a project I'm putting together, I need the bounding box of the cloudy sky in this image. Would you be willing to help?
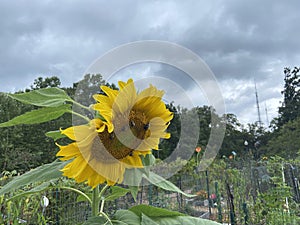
[1,0,300,125]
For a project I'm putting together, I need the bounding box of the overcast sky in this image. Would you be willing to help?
[1,0,300,125]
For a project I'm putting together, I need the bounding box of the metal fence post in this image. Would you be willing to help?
[148,184,153,205]
[242,202,249,225]
[205,170,211,217]
[215,181,222,223]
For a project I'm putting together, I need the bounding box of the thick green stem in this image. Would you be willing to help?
[92,186,100,217]
[91,184,110,217]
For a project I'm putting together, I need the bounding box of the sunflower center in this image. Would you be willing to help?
[90,110,151,163]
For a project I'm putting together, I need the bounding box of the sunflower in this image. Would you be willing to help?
[57,79,173,187]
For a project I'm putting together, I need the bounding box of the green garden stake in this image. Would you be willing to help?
[226,182,236,225]
[205,170,211,217]
[148,184,153,205]
[230,211,235,225]
[243,202,249,225]
[215,181,222,223]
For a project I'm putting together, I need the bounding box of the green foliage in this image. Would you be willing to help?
[249,156,300,224]
[105,186,131,201]
[0,75,109,172]
[158,102,180,159]
[113,210,141,224]
[263,117,300,159]
[45,130,66,141]
[219,113,244,157]
[0,84,73,172]
[9,87,72,107]
[0,105,71,127]
[30,76,61,90]
[2,68,300,224]
[129,204,184,217]
[144,172,196,198]
[82,216,108,224]
[0,160,67,195]
[73,74,106,106]
[278,67,300,127]
[111,206,221,225]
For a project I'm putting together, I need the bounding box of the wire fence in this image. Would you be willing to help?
[2,161,300,224]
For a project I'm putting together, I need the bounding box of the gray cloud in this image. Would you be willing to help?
[0,0,299,124]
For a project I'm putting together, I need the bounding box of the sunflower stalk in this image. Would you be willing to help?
[92,185,100,217]
[92,184,109,217]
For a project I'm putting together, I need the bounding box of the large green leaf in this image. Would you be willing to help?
[0,160,68,195]
[113,209,140,225]
[112,208,221,225]
[143,172,196,198]
[7,181,53,201]
[0,104,71,127]
[123,155,155,187]
[152,216,221,225]
[123,168,144,187]
[128,185,139,202]
[8,87,72,107]
[129,205,184,217]
[105,186,130,201]
[141,214,159,225]
[82,216,108,225]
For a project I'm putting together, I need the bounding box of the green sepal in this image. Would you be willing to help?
[45,130,66,141]
[128,185,139,202]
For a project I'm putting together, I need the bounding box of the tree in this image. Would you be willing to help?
[157,102,180,159]
[29,76,61,90]
[196,105,212,148]
[262,117,300,159]
[218,113,244,157]
[0,74,117,172]
[72,74,106,106]
[0,76,70,172]
[263,67,300,158]
[277,67,300,127]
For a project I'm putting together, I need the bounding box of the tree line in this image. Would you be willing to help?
[0,68,300,173]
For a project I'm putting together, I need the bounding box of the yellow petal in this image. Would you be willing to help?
[121,152,144,168]
[60,125,91,141]
[56,143,80,160]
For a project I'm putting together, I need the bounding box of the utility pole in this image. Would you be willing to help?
[255,83,262,128]
[264,102,269,127]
